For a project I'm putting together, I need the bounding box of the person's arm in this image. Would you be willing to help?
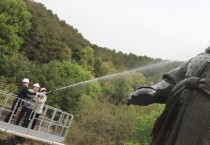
[26,94,37,100]
[22,88,36,99]
[36,94,47,104]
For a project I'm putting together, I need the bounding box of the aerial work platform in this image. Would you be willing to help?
[0,90,74,145]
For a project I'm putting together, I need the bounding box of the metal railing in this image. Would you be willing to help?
[0,90,74,145]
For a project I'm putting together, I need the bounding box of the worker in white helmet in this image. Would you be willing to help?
[15,83,40,128]
[4,78,36,123]
[30,87,47,129]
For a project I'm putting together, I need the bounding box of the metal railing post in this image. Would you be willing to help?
[0,94,9,116]
[27,107,36,133]
[38,106,48,131]
[59,113,68,136]
[47,108,57,133]
[8,98,21,123]
[64,114,74,139]
[55,111,63,133]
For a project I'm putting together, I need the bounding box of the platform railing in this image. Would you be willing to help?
[0,90,74,144]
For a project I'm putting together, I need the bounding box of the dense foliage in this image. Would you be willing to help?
[0,0,182,144]
[0,0,31,56]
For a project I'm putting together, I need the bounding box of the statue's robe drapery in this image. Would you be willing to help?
[151,52,210,145]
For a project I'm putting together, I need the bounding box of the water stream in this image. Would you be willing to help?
[48,60,172,94]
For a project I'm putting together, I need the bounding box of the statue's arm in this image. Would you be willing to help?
[127,59,192,105]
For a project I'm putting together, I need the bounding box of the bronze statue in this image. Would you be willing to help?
[127,47,210,145]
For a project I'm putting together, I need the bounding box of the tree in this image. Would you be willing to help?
[101,72,149,105]
[99,61,116,76]
[0,0,31,55]
[0,54,38,93]
[67,98,143,145]
[79,46,95,73]
[128,105,164,145]
[22,0,91,63]
[38,60,101,113]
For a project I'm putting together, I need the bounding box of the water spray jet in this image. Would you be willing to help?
[47,61,172,94]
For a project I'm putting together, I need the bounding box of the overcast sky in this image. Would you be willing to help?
[34,0,210,61]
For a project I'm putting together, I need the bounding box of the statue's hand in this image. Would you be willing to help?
[127,87,156,106]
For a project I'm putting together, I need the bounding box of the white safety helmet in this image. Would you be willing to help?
[40,87,47,92]
[22,78,29,83]
[33,83,40,88]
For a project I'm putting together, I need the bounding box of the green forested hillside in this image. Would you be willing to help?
[0,0,182,144]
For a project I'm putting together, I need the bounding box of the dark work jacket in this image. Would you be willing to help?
[17,86,36,100]
[151,52,210,145]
